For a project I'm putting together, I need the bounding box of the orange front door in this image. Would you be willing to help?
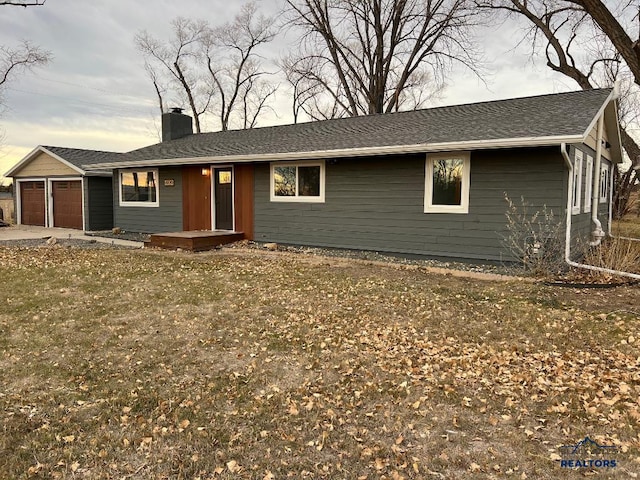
[182,166,212,231]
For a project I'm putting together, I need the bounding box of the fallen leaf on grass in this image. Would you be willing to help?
[227,460,241,473]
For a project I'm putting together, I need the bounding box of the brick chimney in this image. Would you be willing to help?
[161,107,193,142]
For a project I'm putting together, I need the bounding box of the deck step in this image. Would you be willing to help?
[145,230,244,252]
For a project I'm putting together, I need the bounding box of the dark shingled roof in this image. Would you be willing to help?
[106,88,614,166]
[43,146,121,169]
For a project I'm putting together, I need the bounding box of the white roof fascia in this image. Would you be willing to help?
[4,145,85,177]
[579,90,623,164]
[580,89,617,142]
[4,145,45,177]
[88,134,584,170]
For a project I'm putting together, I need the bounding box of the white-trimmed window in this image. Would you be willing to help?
[119,169,159,207]
[584,154,593,213]
[424,152,470,214]
[270,161,325,203]
[572,150,583,215]
[600,163,610,203]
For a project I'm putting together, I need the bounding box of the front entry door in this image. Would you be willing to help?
[214,168,233,230]
[182,166,212,231]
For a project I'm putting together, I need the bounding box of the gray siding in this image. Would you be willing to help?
[254,148,567,262]
[113,167,183,233]
[569,144,612,255]
[84,176,113,231]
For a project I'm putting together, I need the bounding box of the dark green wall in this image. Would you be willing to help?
[113,168,183,233]
[84,176,113,231]
[253,148,567,262]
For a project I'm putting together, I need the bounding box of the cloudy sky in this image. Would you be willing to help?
[0,0,576,183]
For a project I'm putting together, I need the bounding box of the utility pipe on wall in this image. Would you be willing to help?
[589,115,605,246]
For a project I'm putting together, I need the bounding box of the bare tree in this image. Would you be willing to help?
[201,2,278,131]
[566,0,640,86]
[144,61,166,116]
[0,41,51,106]
[136,18,212,133]
[283,0,481,119]
[281,54,326,122]
[481,0,640,217]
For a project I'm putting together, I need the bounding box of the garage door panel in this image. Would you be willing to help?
[53,181,83,229]
[20,181,45,226]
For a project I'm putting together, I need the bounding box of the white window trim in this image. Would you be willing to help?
[584,154,593,214]
[599,163,610,203]
[118,168,160,207]
[572,150,583,215]
[424,152,470,214]
[270,160,325,203]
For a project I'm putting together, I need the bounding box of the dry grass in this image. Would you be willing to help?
[583,238,640,280]
[612,215,640,239]
[1,246,639,479]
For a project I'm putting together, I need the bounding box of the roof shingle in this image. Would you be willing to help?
[43,146,121,169]
[95,88,614,167]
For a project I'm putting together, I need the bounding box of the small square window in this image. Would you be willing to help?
[119,169,159,207]
[271,161,325,203]
[424,152,470,214]
[218,171,231,184]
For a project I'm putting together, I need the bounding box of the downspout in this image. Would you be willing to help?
[589,115,605,246]
[561,143,640,280]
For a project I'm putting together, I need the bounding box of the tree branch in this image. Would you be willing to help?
[0,0,45,6]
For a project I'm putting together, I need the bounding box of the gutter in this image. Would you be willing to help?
[561,143,640,280]
[84,134,585,171]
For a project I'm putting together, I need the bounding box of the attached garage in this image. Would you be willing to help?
[5,146,120,231]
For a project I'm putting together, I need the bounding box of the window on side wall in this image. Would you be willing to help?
[119,169,159,207]
[600,164,610,203]
[572,150,583,215]
[584,155,593,213]
[270,161,325,203]
[424,152,470,214]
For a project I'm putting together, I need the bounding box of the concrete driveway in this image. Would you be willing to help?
[0,225,143,248]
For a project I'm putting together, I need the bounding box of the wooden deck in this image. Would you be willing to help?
[145,230,244,252]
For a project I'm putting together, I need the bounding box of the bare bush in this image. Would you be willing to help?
[501,195,566,276]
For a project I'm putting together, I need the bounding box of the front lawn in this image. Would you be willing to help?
[1,246,638,479]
